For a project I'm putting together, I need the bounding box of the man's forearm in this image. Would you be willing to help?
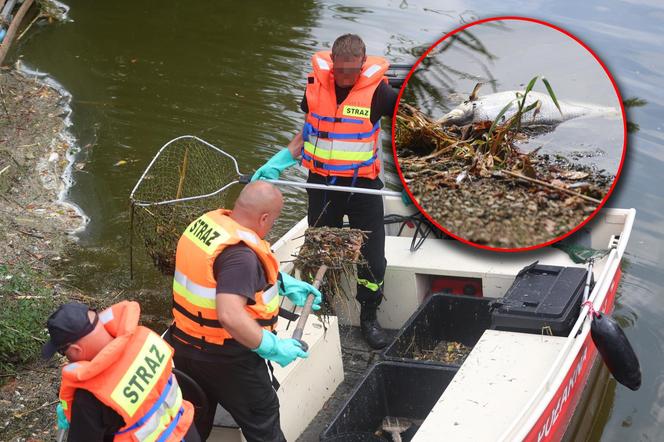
[216,294,263,349]
[287,130,303,160]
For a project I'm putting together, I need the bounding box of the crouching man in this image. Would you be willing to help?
[43,301,199,441]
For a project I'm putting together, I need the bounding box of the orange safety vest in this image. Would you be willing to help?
[301,50,389,180]
[171,209,280,349]
[59,301,194,441]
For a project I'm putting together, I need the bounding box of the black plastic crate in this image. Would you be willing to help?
[320,362,458,441]
[382,293,493,367]
[490,262,588,336]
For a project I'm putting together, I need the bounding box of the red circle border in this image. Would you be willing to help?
[390,15,628,253]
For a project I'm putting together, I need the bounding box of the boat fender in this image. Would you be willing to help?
[588,307,641,391]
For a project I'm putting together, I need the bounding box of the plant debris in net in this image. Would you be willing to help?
[412,340,473,365]
[294,227,367,313]
[395,103,613,248]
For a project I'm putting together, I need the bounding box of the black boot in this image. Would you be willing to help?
[360,300,389,350]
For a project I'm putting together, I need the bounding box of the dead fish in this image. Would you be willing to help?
[438,85,618,127]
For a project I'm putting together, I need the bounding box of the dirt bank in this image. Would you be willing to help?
[0,67,88,441]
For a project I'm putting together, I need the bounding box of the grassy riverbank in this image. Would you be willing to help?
[0,68,88,441]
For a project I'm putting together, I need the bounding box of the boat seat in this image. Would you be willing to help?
[413,329,568,441]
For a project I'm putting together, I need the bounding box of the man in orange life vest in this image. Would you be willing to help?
[252,34,399,349]
[166,180,322,441]
[42,300,199,441]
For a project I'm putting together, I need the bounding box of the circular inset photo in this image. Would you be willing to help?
[393,17,626,251]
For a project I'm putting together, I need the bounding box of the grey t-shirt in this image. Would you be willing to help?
[213,244,267,302]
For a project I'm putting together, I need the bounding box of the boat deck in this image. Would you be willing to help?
[413,330,567,441]
[208,205,633,441]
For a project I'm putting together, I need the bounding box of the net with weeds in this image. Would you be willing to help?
[293,227,367,313]
[130,136,241,275]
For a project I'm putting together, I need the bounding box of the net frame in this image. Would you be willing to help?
[129,135,243,276]
[130,135,242,207]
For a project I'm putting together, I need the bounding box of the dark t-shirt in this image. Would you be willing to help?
[300,81,398,125]
[213,244,267,302]
[170,244,267,362]
[68,389,200,442]
[68,389,124,442]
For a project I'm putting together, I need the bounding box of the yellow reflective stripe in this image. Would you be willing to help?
[263,284,278,304]
[306,136,374,153]
[173,270,216,299]
[357,278,383,292]
[304,141,374,162]
[183,214,231,255]
[135,384,183,442]
[173,278,216,309]
[263,285,280,314]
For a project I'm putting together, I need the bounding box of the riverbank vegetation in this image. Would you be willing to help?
[0,66,86,440]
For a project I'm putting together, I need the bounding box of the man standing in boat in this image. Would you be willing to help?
[166,181,322,441]
[252,34,398,349]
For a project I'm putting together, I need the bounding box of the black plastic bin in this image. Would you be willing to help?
[382,293,492,367]
[320,362,458,441]
[490,263,587,336]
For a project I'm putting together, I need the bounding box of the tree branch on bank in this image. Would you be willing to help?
[0,0,35,67]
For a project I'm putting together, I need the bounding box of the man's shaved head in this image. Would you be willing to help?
[231,181,283,238]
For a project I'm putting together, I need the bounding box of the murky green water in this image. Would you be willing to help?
[12,1,664,440]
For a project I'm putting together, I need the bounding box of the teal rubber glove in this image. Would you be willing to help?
[251,149,297,181]
[56,403,69,430]
[278,271,322,311]
[253,329,308,367]
[401,188,413,206]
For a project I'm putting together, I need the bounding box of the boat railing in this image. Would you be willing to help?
[499,208,635,441]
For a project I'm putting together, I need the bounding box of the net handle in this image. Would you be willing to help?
[131,135,401,206]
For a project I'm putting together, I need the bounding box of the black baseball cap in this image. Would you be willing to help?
[42,302,97,359]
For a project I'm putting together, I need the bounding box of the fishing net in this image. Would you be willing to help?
[130,136,242,275]
[553,243,610,264]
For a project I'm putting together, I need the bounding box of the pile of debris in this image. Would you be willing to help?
[412,340,473,365]
[395,103,612,248]
[293,227,366,312]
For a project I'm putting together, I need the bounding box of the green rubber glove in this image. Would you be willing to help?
[56,403,69,430]
[278,271,322,311]
[253,329,308,367]
[251,149,297,182]
[401,188,414,206]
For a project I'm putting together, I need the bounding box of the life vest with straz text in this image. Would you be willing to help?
[171,209,280,349]
[59,301,194,441]
[301,50,389,180]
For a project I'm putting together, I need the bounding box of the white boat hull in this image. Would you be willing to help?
[209,201,635,441]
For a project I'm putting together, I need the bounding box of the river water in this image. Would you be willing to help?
[12,1,664,440]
